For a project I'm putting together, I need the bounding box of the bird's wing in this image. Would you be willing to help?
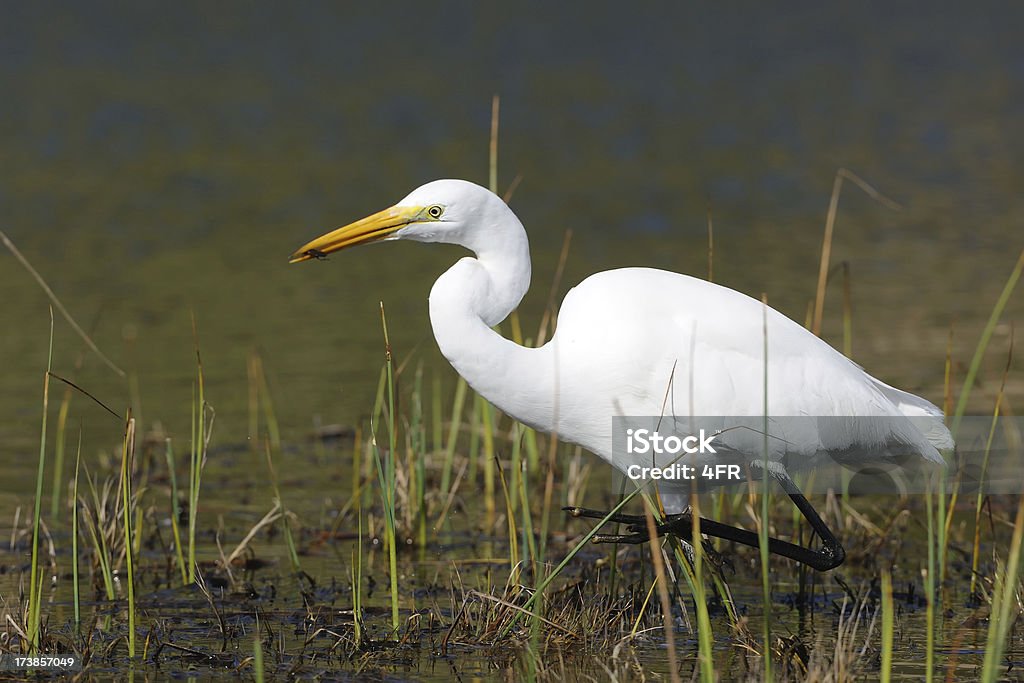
[549,267,948,464]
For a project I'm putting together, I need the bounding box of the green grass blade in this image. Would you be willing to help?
[379,301,401,636]
[760,294,772,680]
[164,439,188,585]
[120,414,137,658]
[880,568,894,683]
[980,497,1024,682]
[951,249,1024,436]
[28,308,54,653]
[72,429,82,630]
[49,390,71,519]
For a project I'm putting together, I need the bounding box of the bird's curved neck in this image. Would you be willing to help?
[428,217,555,432]
[457,211,532,326]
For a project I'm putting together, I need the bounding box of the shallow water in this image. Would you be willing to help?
[1,3,1023,680]
[0,438,1016,681]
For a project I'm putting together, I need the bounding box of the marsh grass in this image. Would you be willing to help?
[118,413,137,658]
[350,507,365,647]
[71,430,82,630]
[187,318,211,584]
[80,466,117,601]
[8,372,1024,681]
[806,178,1022,682]
[811,168,901,337]
[375,301,401,636]
[980,496,1024,680]
[25,309,53,654]
[923,247,1024,678]
[164,439,188,585]
[249,349,301,575]
[5,159,1024,680]
[49,385,71,520]
[253,632,265,683]
[970,342,1012,599]
[642,510,680,683]
[684,499,715,683]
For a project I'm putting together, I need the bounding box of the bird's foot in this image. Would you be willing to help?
[586,512,692,545]
[592,531,650,545]
[562,506,649,526]
[565,506,701,543]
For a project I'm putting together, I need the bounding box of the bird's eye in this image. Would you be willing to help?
[427,205,444,219]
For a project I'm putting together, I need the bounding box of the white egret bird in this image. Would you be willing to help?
[291,179,952,570]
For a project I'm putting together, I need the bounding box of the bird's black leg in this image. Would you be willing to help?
[571,468,845,571]
[660,468,845,570]
[769,467,846,570]
[564,506,700,545]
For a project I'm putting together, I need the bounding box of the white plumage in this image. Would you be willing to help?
[292,179,952,521]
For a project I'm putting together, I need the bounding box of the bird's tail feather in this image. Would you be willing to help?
[870,378,955,452]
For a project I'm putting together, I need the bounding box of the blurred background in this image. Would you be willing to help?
[1,2,1021,474]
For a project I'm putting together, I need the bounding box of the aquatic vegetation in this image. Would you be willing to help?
[1,121,1022,680]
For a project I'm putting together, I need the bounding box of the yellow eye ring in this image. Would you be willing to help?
[427,205,444,219]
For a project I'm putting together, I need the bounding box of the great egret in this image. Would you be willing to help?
[291,179,952,571]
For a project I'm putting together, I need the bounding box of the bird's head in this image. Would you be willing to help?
[289,179,507,263]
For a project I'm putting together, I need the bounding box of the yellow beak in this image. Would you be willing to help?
[289,205,425,263]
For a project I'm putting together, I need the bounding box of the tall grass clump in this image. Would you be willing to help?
[918,248,1024,680]
[81,466,116,601]
[164,440,188,585]
[641,506,680,683]
[119,413,138,658]
[685,495,715,683]
[26,310,54,653]
[980,497,1024,681]
[375,302,401,636]
[497,485,646,638]
[71,431,83,630]
[969,344,1011,598]
[187,317,211,584]
[350,508,364,647]
[880,568,894,683]
[250,351,301,574]
[949,249,1024,438]
[253,633,265,683]
[49,386,72,520]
